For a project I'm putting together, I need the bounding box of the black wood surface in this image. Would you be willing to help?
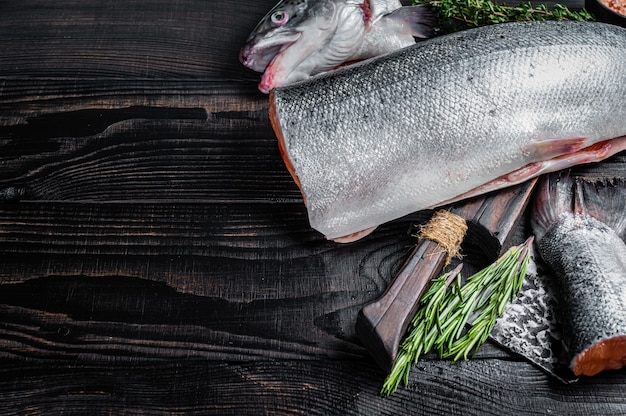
[1,0,626,414]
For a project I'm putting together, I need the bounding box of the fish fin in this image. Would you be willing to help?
[382,5,438,39]
[576,176,626,240]
[530,141,626,242]
[529,137,593,159]
[531,136,626,175]
[438,137,599,200]
[435,137,626,220]
[530,172,575,242]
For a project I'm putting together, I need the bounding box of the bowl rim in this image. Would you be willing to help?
[585,0,626,25]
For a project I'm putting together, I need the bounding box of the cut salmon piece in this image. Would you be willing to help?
[532,173,626,378]
[572,336,626,376]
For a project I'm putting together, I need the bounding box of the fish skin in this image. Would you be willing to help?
[240,0,435,93]
[531,173,626,376]
[269,21,626,241]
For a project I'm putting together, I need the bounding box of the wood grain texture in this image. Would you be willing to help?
[1,0,626,414]
[0,0,263,79]
[0,202,424,362]
[0,80,289,202]
[1,359,626,416]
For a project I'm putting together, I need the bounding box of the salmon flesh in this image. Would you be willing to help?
[269,21,626,241]
[531,172,626,377]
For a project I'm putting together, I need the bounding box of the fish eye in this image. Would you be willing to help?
[270,10,289,26]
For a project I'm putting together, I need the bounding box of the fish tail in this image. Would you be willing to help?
[530,171,575,242]
[532,171,626,242]
[576,177,626,240]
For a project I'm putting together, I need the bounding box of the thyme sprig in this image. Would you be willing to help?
[381,237,533,396]
[415,0,594,33]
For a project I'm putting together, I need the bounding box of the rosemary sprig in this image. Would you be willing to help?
[381,237,533,396]
[415,0,594,33]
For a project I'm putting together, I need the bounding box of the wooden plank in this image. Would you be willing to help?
[0,359,625,415]
[0,0,277,79]
[0,80,298,202]
[0,201,437,362]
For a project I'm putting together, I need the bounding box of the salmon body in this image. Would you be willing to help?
[531,173,626,377]
[270,21,626,241]
[240,0,435,93]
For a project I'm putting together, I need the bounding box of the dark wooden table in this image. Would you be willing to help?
[2,1,626,414]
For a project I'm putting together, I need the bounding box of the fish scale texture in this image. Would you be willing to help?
[537,214,626,362]
[271,21,626,239]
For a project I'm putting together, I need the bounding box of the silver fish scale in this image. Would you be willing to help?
[272,21,626,239]
[537,214,626,365]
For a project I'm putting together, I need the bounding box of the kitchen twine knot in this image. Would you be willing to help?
[416,210,467,265]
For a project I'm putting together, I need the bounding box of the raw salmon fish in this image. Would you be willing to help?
[531,172,626,377]
[270,21,626,241]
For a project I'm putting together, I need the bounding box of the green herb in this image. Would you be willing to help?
[380,237,533,396]
[415,0,594,33]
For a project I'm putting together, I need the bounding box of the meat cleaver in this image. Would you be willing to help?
[356,178,538,373]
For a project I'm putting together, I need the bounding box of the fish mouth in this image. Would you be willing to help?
[239,31,301,73]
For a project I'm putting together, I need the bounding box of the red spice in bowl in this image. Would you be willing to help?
[600,0,626,16]
[587,0,626,26]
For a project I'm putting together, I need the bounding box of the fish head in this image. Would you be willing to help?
[239,0,311,73]
[240,0,365,93]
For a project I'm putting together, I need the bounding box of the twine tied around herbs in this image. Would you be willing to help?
[416,210,468,266]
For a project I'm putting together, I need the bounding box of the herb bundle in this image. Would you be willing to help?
[381,237,533,396]
[415,0,594,33]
